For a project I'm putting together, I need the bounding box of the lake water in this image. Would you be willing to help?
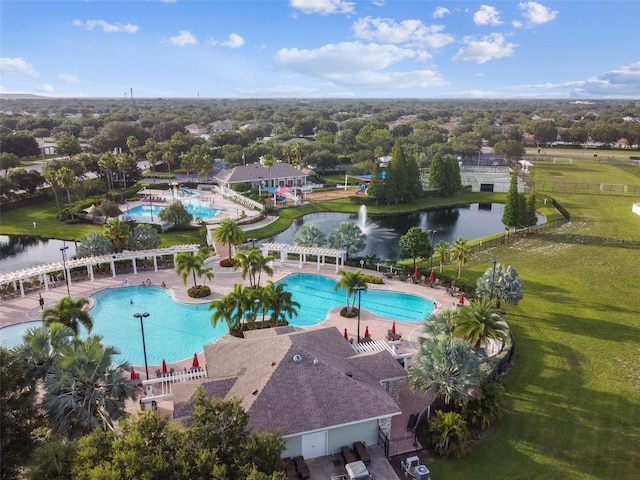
[1,235,78,273]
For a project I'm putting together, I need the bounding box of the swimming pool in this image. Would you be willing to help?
[123,198,220,222]
[1,275,434,365]
[0,320,42,348]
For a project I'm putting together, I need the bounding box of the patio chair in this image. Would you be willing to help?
[353,441,370,465]
[282,457,297,478]
[294,456,310,479]
[341,445,357,465]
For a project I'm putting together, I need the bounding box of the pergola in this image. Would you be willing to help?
[260,243,346,273]
[0,245,199,298]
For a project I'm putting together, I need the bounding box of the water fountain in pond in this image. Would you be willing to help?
[356,205,395,240]
[358,205,374,235]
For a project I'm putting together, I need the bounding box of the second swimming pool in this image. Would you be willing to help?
[11,273,434,365]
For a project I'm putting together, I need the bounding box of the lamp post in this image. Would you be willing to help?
[133,312,150,380]
[59,246,70,298]
[354,286,365,343]
[490,258,497,301]
[149,192,154,222]
[248,238,257,249]
[428,229,437,271]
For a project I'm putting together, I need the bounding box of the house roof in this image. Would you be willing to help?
[214,162,308,185]
[172,327,405,435]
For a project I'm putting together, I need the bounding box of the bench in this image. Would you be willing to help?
[294,455,310,479]
[353,441,370,465]
[341,445,357,465]
[282,457,297,478]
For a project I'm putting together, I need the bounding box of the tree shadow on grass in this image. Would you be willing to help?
[536,231,640,250]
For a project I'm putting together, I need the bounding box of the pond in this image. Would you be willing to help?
[0,235,77,273]
[265,203,545,260]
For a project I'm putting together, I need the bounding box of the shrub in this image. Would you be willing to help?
[219,258,238,268]
[425,410,470,458]
[462,374,506,430]
[362,274,383,284]
[340,307,359,318]
[187,285,211,298]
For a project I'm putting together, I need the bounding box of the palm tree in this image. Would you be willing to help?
[26,440,77,479]
[234,248,274,288]
[409,334,480,407]
[57,166,76,219]
[475,263,524,309]
[214,218,245,260]
[262,281,300,325]
[42,169,62,217]
[334,269,367,312]
[453,297,509,349]
[426,410,470,458]
[209,295,238,331]
[293,223,327,247]
[42,335,137,440]
[104,218,131,253]
[76,232,114,258]
[175,252,214,288]
[329,222,367,259]
[450,237,471,278]
[42,297,93,336]
[435,240,450,273]
[423,309,456,338]
[98,152,118,191]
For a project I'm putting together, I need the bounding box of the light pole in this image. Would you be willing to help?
[248,238,257,249]
[354,286,365,343]
[428,229,437,271]
[149,193,153,222]
[59,246,70,298]
[134,312,150,380]
[490,258,497,301]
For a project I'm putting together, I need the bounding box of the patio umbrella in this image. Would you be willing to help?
[391,321,396,334]
[130,366,137,381]
[161,359,167,374]
[459,293,465,305]
[429,271,435,283]
[192,353,200,369]
[364,326,370,338]
[344,328,348,340]
[414,267,419,279]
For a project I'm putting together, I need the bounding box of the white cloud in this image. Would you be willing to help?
[289,0,355,15]
[512,20,523,28]
[72,19,138,33]
[210,33,245,49]
[58,73,80,84]
[0,57,40,77]
[433,7,450,19]
[452,33,516,64]
[37,84,55,93]
[518,2,558,25]
[169,30,198,46]
[473,5,502,26]
[352,17,454,49]
[324,69,448,90]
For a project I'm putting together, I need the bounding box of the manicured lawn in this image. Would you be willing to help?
[428,163,640,479]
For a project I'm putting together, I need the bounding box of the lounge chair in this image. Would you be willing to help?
[294,456,310,479]
[353,441,370,465]
[282,457,297,478]
[341,445,357,465]
[156,369,163,378]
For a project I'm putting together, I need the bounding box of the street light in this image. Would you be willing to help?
[353,286,365,343]
[428,229,437,271]
[248,238,257,248]
[490,258,497,301]
[59,246,70,297]
[133,312,151,380]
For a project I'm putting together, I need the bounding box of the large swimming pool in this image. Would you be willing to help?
[122,198,220,222]
[1,274,434,365]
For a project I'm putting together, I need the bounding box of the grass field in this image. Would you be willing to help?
[427,162,640,479]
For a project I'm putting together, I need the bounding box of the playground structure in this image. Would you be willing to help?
[355,183,367,195]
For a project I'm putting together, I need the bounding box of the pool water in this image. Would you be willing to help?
[123,198,220,222]
[1,275,434,365]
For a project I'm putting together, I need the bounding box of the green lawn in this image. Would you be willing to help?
[428,163,640,479]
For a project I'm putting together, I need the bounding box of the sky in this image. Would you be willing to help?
[1,0,639,99]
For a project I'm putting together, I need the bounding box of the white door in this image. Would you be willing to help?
[301,430,327,459]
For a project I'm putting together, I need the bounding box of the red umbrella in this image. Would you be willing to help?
[344,328,348,340]
[429,271,435,283]
[414,266,419,279]
[130,366,137,381]
[364,326,370,338]
[192,353,200,369]
[391,321,396,334]
[459,293,465,305]
[161,359,167,374]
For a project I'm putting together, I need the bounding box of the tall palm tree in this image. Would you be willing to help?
[409,334,480,407]
[262,281,300,325]
[234,249,274,288]
[435,240,450,273]
[42,297,93,336]
[450,237,471,278]
[214,218,245,260]
[42,169,62,216]
[209,295,238,331]
[57,166,76,219]
[453,297,509,349]
[293,223,327,247]
[42,335,137,440]
[175,252,214,288]
[334,269,367,312]
[104,218,131,252]
[98,151,118,191]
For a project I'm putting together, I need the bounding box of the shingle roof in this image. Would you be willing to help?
[214,162,308,184]
[172,327,405,435]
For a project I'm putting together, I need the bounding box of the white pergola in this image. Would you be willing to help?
[0,245,199,297]
[260,243,346,273]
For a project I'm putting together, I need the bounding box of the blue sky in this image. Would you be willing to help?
[1,0,639,99]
